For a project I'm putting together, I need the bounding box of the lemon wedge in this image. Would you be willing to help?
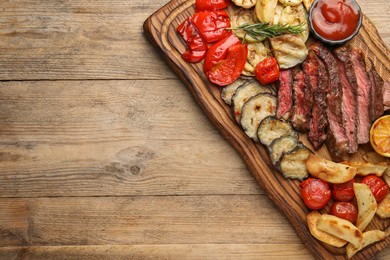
[370,115,390,157]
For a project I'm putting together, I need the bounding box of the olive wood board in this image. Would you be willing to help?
[143,0,390,259]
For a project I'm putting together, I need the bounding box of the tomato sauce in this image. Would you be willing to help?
[311,0,360,41]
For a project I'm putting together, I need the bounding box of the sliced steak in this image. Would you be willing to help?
[303,51,328,150]
[349,47,372,144]
[384,81,390,111]
[334,46,358,153]
[276,69,293,120]
[368,67,384,120]
[291,69,312,131]
[310,42,349,161]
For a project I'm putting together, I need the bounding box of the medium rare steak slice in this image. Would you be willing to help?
[349,47,372,144]
[384,82,390,111]
[334,46,358,153]
[303,51,328,150]
[368,68,384,120]
[276,69,293,120]
[291,69,312,131]
[310,42,349,161]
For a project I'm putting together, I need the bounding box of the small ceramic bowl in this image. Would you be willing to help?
[308,0,363,45]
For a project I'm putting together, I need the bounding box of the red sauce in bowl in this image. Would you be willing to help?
[311,0,361,41]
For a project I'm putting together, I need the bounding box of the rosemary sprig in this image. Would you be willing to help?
[230,22,304,42]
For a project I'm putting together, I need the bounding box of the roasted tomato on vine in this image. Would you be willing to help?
[206,43,248,86]
[254,57,280,85]
[195,0,230,12]
[361,175,389,202]
[329,201,358,223]
[192,10,231,43]
[332,179,355,202]
[177,17,208,63]
[300,178,331,210]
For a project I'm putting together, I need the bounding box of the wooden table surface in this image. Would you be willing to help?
[0,1,389,259]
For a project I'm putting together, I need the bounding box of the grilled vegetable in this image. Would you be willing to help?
[354,183,377,231]
[279,144,310,180]
[232,81,274,122]
[221,78,248,105]
[279,4,309,42]
[240,93,277,141]
[269,34,308,69]
[268,135,299,165]
[279,0,303,6]
[230,8,259,42]
[257,116,298,146]
[346,230,386,258]
[242,42,271,76]
[302,0,314,11]
[377,193,390,219]
[232,0,257,9]
[341,161,388,176]
[255,0,278,24]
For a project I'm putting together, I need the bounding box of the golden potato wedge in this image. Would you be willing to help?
[232,0,257,8]
[306,211,347,248]
[346,230,386,259]
[362,151,389,164]
[255,0,278,23]
[377,193,390,219]
[342,161,387,176]
[278,0,302,6]
[384,166,390,187]
[354,183,378,231]
[302,0,314,11]
[316,214,362,248]
[306,154,357,183]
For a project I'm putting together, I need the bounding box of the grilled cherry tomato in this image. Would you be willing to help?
[361,175,389,202]
[300,178,331,210]
[177,17,208,63]
[254,57,280,85]
[329,201,358,223]
[332,179,355,201]
[192,10,230,43]
[206,43,247,86]
[204,34,240,73]
[195,0,230,12]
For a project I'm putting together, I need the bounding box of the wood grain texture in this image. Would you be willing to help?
[143,0,390,259]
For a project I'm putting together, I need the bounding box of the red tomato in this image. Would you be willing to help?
[332,179,355,201]
[300,178,331,210]
[177,17,208,63]
[361,175,389,202]
[254,57,280,85]
[192,10,230,43]
[203,34,240,73]
[206,43,248,86]
[195,0,230,12]
[329,201,358,223]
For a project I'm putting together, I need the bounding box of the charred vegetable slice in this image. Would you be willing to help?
[258,116,298,146]
[232,81,274,122]
[240,93,277,141]
[221,78,248,105]
[268,135,299,165]
[279,144,311,180]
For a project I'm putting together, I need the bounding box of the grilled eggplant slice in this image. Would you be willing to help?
[240,93,277,141]
[279,144,311,180]
[258,116,298,146]
[268,135,299,165]
[221,78,248,105]
[232,81,275,122]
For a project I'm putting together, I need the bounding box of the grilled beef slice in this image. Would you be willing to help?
[310,42,349,161]
[291,69,312,131]
[384,81,390,111]
[303,51,328,150]
[349,47,372,144]
[368,67,384,120]
[334,46,359,153]
[276,69,293,120]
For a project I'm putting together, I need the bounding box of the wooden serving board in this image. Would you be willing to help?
[143,0,390,259]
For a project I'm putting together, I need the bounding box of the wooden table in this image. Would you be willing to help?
[0,1,389,259]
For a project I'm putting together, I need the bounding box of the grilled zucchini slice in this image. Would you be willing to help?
[230,8,259,42]
[257,116,298,146]
[268,135,299,165]
[232,81,275,122]
[240,93,277,141]
[279,144,311,180]
[221,78,248,105]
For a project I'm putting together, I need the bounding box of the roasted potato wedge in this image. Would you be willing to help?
[376,193,390,219]
[279,0,303,6]
[306,211,347,248]
[302,0,314,11]
[232,0,257,9]
[354,183,377,231]
[316,214,363,248]
[255,0,279,23]
[346,230,386,258]
[306,154,357,183]
[342,161,387,176]
[384,166,390,187]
